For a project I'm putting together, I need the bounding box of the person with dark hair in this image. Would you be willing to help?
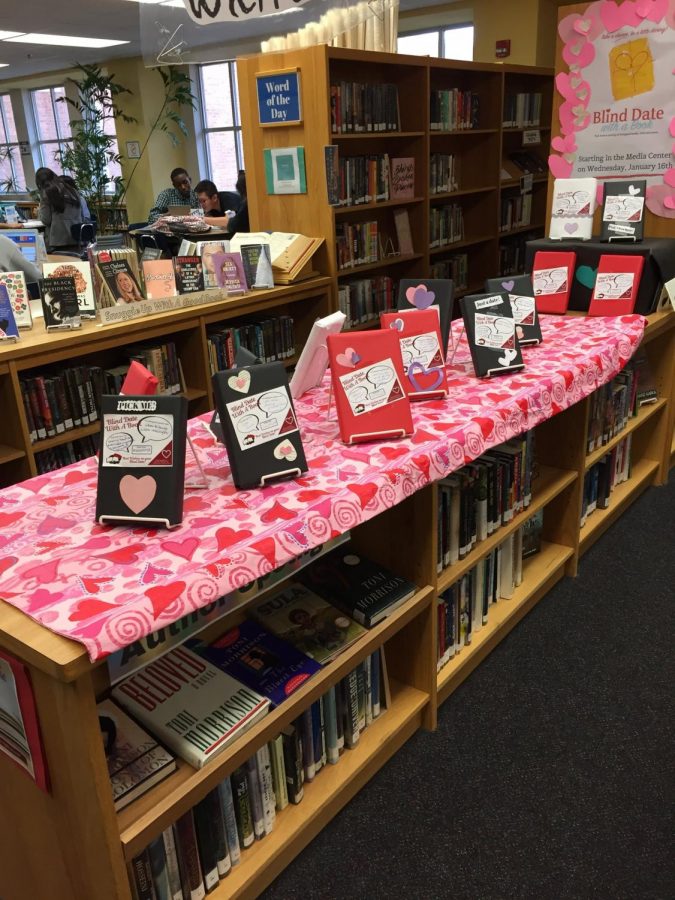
[223,170,249,236]
[195,175,247,230]
[36,167,90,252]
[148,168,199,224]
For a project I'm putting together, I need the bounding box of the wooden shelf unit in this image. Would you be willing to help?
[237,47,553,320]
[0,279,332,488]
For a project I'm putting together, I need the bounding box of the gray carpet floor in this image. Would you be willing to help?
[261,472,675,900]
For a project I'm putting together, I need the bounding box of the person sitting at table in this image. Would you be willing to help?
[148,168,199,224]
[35,167,91,253]
[224,170,249,236]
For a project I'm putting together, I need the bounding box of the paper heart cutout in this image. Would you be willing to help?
[497,348,518,367]
[551,134,576,153]
[646,184,675,218]
[663,169,675,188]
[335,348,359,368]
[162,537,199,561]
[573,16,592,33]
[576,265,598,289]
[145,582,186,618]
[408,362,444,393]
[516,326,525,340]
[273,439,297,462]
[119,474,157,515]
[664,196,675,210]
[564,222,579,235]
[548,155,573,180]
[408,285,435,310]
[596,183,605,207]
[228,370,251,394]
[628,184,641,195]
[501,280,515,292]
[390,318,404,332]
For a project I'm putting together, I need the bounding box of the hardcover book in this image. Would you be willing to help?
[212,251,248,293]
[397,278,453,359]
[299,546,417,627]
[240,244,274,289]
[40,276,81,328]
[549,177,597,240]
[600,179,646,242]
[459,292,524,377]
[174,256,204,294]
[95,394,188,528]
[112,646,270,769]
[531,250,576,315]
[289,310,346,400]
[0,283,19,340]
[393,208,413,255]
[142,259,178,300]
[97,259,145,304]
[43,260,96,316]
[326,329,413,444]
[380,308,448,400]
[198,240,230,289]
[588,254,644,317]
[212,361,307,489]
[251,581,367,665]
[389,157,415,200]
[187,619,321,708]
[0,271,32,328]
[97,699,176,811]
[484,274,541,344]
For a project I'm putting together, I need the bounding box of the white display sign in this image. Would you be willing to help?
[182,0,312,24]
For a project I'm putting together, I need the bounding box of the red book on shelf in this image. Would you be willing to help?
[588,254,644,317]
[531,250,576,315]
[327,330,413,444]
[380,308,448,400]
[121,360,159,396]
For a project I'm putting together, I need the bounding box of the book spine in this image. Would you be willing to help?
[269,735,288,811]
[324,685,339,764]
[311,699,323,774]
[217,776,241,867]
[33,375,55,437]
[255,743,276,835]
[148,833,172,900]
[19,381,37,443]
[193,789,227,888]
[371,650,381,718]
[282,725,304,804]
[301,707,316,782]
[130,849,156,900]
[231,767,255,848]
[174,811,206,900]
[162,827,184,900]
[343,669,360,748]
[53,374,74,431]
[26,379,46,440]
[244,757,265,840]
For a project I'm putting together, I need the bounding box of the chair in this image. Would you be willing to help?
[60,221,96,260]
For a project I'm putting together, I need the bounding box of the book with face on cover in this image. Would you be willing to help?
[98,259,145,304]
[40,276,81,328]
[326,329,413,444]
[141,259,178,299]
[42,260,96,316]
[600,179,646,242]
[0,271,32,328]
[97,699,176,811]
[380,308,448,400]
[549,177,597,240]
[588,254,644,317]
[212,361,307,489]
[112,646,270,769]
[250,582,367,665]
[484,275,542,345]
[397,278,453,360]
[459,292,524,378]
[531,250,576,315]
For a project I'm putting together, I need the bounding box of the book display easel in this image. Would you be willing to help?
[236,47,554,324]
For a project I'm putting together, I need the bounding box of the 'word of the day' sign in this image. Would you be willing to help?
[257,70,302,125]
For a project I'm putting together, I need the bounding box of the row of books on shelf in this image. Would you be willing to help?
[330,80,400,133]
[335,220,380,269]
[332,153,392,205]
[206,316,296,373]
[581,435,632,526]
[124,649,388,900]
[34,435,99,474]
[499,194,533,232]
[586,355,657,454]
[430,153,459,194]
[437,431,536,573]
[430,89,480,131]
[502,92,543,128]
[337,275,395,327]
[498,236,529,275]
[429,252,468,288]
[437,514,542,670]
[429,203,464,248]
[506,150,547,176]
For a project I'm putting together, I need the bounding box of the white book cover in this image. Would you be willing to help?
[289,310,346,399]
[0,271,32,328]
[549,178,597,241]
[112,646,270,769]
[42,260,96,317]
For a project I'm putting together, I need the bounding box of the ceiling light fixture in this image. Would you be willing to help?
[5,33,129,49]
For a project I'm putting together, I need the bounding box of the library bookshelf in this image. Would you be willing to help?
[0,309,672,900]
[237,47,553,324]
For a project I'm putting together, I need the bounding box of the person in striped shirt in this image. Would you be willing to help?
[147,168,199,223]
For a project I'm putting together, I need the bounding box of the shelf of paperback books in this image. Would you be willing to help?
[219,680,427,900]
[437,541,574,706]
[117,585,434,860]
[584,399,667,472]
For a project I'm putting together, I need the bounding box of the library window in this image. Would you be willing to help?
[398,24,474,61]
[0,94,27,191]
[197,61,244,192]
[30,85,72,175]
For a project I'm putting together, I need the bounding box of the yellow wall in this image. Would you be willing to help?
[472,0,541,65]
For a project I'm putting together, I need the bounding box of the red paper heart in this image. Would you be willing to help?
[162,538,199,561]
[69,598,118,622]
[347,483,377,509]
[145,581,186,618]
[260,501,296,523]
[252,537,276,567]
[216,527,252,551]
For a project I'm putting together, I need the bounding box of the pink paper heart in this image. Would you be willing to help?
[664,168,675,188]
[410,285,435,310]
[564,222,579,234]
[596,183,605,206]
[600,0,639,31]
[573,16,592,33]
[501,280,515,292]
[119,474,157,515]
[645,184,675,218]
[665,196,675,210]
[390,318,404,331]
[562,39,595,68]
[551,134,576,154]
[548,154,573,179]
[670,117,675,138]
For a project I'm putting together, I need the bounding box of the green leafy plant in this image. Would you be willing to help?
[0,146,25,194]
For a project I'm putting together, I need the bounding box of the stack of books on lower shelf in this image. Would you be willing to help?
[429,203,464,248]
[429,252,468,289]
[581,436,632,525]
[585,361,643,454]
[34,435,99,474]
[20,366,101,444]
[207,315,295,372]
[337,275,395,327]
[437,510,543,670]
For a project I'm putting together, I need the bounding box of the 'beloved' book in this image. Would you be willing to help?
[600,179,646,242]
[299,546,417,627]
[459,292,524,378]
[112,646,270,769]
[187,619,321,708]
[531,250,576,315]
[251,582,367,665]
[97,699,176,810]
[588,254,644,317]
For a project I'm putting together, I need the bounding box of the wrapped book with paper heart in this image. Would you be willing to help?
[396,278,453,359]
[212,361,307,489]
[380,308,448,400]
[459,292,524,378]
[95,394,188,528]
[484,275,542,345]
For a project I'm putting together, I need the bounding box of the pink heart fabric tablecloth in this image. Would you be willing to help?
[0,314,645,661]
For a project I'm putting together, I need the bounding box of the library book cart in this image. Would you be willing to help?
[0,307,672,900]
